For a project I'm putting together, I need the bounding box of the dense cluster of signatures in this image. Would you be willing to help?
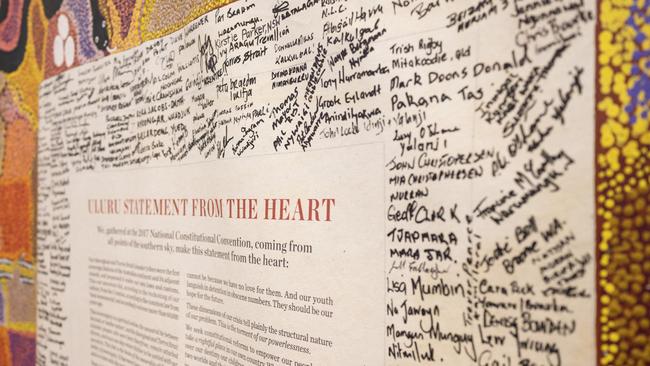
[37,0,595,365]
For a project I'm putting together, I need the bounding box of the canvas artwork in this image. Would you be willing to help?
[0,0,648,365]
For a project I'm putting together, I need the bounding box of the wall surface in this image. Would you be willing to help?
[0,0,647,365]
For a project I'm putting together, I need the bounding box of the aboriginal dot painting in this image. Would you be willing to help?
[0,0,648,365]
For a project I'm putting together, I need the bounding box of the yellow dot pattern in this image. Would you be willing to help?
[598,0,650,365]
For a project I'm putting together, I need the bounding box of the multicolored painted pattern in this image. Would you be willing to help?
[0,0,646,364]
